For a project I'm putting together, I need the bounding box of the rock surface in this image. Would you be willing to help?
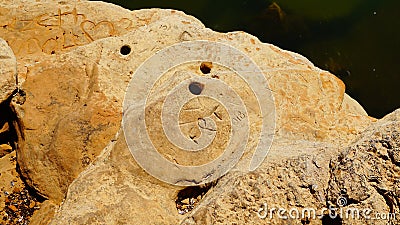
[0,144,43,224]
[0,38,16,102]
[1,0,203,203]
[181,109,400,225]
[327,109,400,225]
[1,37,42,225]
[0,1,388,225]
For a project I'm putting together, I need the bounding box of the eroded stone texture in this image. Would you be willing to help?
[1,1,206,203]
[180,140,336,225]
[16,12,372,202]
[0,1,380,225]
[18,55,122,202]
[48,8,373,225]
[327,109,400,225]
[181,110,400,225]
[49,130,183,225]
[0,0,202,84]
[0,151,43,225]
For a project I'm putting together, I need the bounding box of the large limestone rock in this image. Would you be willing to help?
[181,140,337,225]
[327,109,400,225]
[0,0,204,203]
[180,110,400,225]
[53,134,339,225]
[0,0,202,85]
[0,0,381,224]
[0,37,41,224]
[50,129,183,225]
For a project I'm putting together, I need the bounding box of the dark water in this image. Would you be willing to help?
[104,0,399,118]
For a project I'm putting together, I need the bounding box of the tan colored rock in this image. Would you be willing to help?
[181,141,337,225]
[326,109,400,225]
[49,130,183,225]
[0,151,41,225]
[43,4,373,225]
[29,200,58,225]
[181,109,400,225]
[0,143,12,157]
[0,152,19,212]
[0,38,16,101]
[0,1,378,224]
[0,0,188,58]
[0,1,204,203]
[53,131,340,225]
[0,0,201,84]
[343,93,368,116]
[17,53,122,202]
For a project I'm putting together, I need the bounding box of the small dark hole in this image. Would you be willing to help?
[189,82,204,95]
[120,45,131,55]
[200,62,212,74]
[176,186,210,201]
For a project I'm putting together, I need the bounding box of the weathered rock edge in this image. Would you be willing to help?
[181,109,400,225]
[0,1,383,224]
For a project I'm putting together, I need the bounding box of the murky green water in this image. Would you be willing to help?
[104,0,399,118]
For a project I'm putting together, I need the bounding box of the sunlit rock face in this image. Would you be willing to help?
[0,1,389,225]
[0,38,16,102]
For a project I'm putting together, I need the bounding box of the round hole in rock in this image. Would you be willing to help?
[120,45,131,55]
[200,62,212,74]
[189,82,204,95]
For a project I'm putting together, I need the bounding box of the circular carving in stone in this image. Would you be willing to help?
[123,40,275,185]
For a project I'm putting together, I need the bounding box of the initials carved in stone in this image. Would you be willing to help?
[0,7,136,55]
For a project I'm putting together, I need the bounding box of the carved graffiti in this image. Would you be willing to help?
[0,7,136,55]
[81,20,115,42]
[232,111,247,125]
